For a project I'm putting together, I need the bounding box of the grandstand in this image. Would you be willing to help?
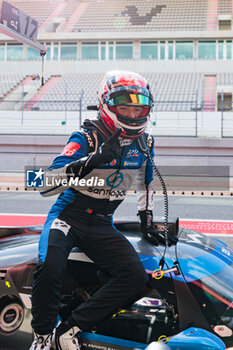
[0,0,233,137]
[70,0,208,32]
[13,72,202,112]
[0,73,24,99]
[0,0,209,32]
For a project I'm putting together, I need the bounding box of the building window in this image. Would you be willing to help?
[198,41,216,59]
[7,43,23,60]
[218,41,224,60]
[226,40,232,60]
[53,43,58,61]
[160,41,165,60]
[168,41,173,60]
[140,41,158,59]
[61,43,77,60]
[82,42,98,60]
[116,42,133,59]
[109,42,113,60]
[0,44,5,61]
[45,43,51,61]
[101,42,106,60]
[27,47,41,60]
[175,41,193,59]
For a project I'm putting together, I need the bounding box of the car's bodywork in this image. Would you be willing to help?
[0,222,232,349]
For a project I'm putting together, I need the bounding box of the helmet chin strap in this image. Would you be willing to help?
[135,135,148,154]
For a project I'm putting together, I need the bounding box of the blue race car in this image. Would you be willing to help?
[0,219,232,350]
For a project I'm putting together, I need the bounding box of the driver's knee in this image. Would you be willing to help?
[122,261,148,292]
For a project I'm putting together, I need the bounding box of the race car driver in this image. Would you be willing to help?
[29,70,176,350]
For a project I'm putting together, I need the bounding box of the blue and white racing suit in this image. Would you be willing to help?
[31,124,155,335]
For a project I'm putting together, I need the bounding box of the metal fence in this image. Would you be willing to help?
[151,92,199,137]
[218,90,233,138]
[0,84,85,133]
[2,84,233,137]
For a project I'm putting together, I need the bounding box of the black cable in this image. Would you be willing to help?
[146,142,169,268]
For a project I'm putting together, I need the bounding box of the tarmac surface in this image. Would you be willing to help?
[0,191,233,246]
[1,191,233,219]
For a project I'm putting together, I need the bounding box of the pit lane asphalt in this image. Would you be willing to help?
[1,191,233,249]
[1,191,233,219]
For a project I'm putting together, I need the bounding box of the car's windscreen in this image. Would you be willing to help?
[191,262,233,328]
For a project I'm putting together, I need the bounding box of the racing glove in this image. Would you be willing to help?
[138,210,178,246]
[66,128,121,179]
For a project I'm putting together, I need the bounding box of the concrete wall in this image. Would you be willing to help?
[1,29,233,41]
[0,134,232,174]
[1,59,233,75]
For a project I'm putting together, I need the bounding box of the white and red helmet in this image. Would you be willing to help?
[99,70,153,139]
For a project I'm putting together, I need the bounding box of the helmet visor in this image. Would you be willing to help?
[109,105,150,118]
[108,93,152,107]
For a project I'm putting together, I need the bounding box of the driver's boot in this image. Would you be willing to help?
[29,332,54,350]
[55,319,81,350]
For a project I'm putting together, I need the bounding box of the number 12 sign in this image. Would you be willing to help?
[1,1,38,41]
